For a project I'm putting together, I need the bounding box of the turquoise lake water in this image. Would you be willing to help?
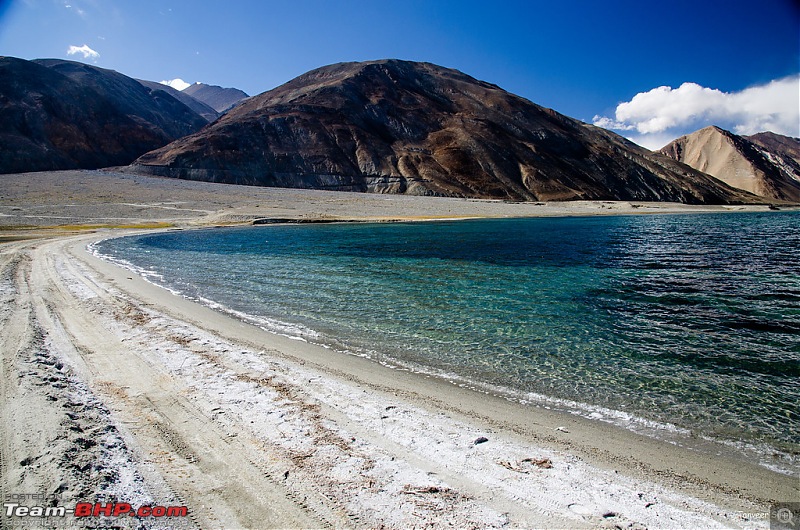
[94,212,800,470]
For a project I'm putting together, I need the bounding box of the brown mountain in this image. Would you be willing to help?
[182,83,249,113]
[0,57,209,174]
[659,126,800,202]
[133,60,755,204]
[0,57,168,173]
[35,59,208,140]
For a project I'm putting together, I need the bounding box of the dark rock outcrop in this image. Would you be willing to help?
[133,60,756,204]
[660,126,800,202]
[181,83,249,113]
[0,57,208,174]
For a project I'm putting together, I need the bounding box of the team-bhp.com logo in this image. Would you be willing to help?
[5,499,188,521]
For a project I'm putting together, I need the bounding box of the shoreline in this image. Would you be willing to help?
[83,227,798,488]
[1,170,798,527]
[89,225,799,479]
[0,229,794,528]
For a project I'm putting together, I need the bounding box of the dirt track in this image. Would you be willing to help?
[0,238,331,528]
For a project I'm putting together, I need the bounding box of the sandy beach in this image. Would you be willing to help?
[1,170,797,529]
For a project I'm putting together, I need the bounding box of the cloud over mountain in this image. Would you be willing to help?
[594,75,800,150]
[66,44,99,60]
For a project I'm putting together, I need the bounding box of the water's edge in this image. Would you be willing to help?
[87,216,800,476]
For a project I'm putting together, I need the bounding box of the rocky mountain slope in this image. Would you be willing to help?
[660,126,800,202]
[747,131,800,182]
[182,83,249,113]
[34,59,207,139]
[748,131,800,160]
[0,57,208,174]
[34,59,208,140]
[133,60,755,204]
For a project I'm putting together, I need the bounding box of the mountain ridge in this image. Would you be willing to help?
[133,59,757,204]
[136,79,219,122]
[34,59,208,140]
[0,57,210,174]
[181,82,249,113]
[1,55,788,205]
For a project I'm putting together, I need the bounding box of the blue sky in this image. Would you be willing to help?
[1,0,798,149]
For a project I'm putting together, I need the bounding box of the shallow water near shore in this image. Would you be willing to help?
[94,212,800,472]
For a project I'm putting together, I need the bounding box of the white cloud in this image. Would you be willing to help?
[160,78,191,91]
[593,75,800,149]
[66,44,99,60]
